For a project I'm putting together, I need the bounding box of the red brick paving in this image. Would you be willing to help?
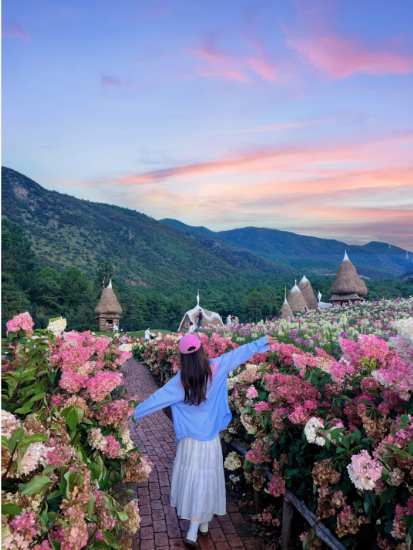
[122,358,258,550]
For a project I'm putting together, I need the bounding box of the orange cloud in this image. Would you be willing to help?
[108,134,413,186]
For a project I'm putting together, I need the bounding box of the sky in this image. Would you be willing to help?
[2,0,413,250]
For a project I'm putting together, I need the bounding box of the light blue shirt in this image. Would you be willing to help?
[130,336,270,442]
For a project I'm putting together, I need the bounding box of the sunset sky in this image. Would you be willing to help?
[2,0,413,249]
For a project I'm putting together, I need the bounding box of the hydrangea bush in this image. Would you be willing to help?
[206,297,413,357]
[2,313,151,550]
[138,303,413,549]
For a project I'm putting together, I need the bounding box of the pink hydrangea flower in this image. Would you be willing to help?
[6,312,34,336]
[347,450,382,491]
[246,385,258,399]
[104,435,121,458]
[87,371,124,402]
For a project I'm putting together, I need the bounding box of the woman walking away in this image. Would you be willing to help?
[130,333,277,549]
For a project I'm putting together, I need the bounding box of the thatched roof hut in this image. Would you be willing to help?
[298,276,318,310]
[178,293,223,332]
[280,288,294,319]
[95,280,122,315]
[95,280,122,331]
[330,251,367,304]
[287,281,308,312]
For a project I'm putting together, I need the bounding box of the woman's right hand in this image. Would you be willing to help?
[266,336,278,346]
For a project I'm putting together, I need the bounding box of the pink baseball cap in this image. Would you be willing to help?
[179,334,202,354]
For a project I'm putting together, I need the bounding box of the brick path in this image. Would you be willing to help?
[122,358,259,550]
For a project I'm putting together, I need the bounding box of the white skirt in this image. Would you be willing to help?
[170,436,226,523]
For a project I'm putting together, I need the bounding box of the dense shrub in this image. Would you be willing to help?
[2,313,149,550]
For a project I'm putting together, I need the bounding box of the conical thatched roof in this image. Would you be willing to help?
[298,276,318,310]
[330,252,368,297]
[95,280,122,315]
[279,287,293,319]
[287,281,308,312]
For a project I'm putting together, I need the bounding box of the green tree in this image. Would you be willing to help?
[1,219,38,332]
[37,268,62,312]
[245,290,265,323]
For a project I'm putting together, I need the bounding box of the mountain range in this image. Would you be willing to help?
[2,167,411,287]
[161,220,412,279]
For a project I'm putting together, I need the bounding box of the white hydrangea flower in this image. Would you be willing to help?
[224,452,242,471]
[304,417,325,446]
[47,318,67,336]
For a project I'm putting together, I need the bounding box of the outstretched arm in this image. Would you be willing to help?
[129,376,183,428]
[217,336,276,375]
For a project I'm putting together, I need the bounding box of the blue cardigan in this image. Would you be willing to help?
[130,336,270,442]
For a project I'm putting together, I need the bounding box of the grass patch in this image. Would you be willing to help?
[94,329,173,338]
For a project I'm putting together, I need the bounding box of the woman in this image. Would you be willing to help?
[130,333,276,548]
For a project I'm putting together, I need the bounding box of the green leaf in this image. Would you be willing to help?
[75,406,84,424]
[66,408,79,431]
[9,428,25,450]
[380,487,396,506]
[21,475,53,496]
[353,429,361,441]
[2,503,22,516]
[117,511,129,521]
[408,440,413,455]
[89,463,101,481]
[49,539,61,550]
[1,436,10,451]
[18,433,49,449]
[14,406,33,414]
[102,530,118,548]
[400,414,409,425]
[92,542,111,550]
[29,392,46,403]
[342,437,350,450]
[43,465,58,475]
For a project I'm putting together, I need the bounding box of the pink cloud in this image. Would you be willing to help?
[193,34,277,83]
[108,133,413,185]
[284,2,413,78]
[198,119,320,136]
[288,33,413,78]
[2,18,29,40]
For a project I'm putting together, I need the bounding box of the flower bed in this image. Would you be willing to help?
[206,297,413,357]
[2,313,151,550]
[136,301,413,549]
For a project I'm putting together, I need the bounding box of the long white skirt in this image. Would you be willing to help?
[170,436,226,523]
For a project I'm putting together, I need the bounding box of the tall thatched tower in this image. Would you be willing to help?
[95,280,122,331]
[287,281,308,312]
[330,252,367,305]
[298,276,318,310]
[280,287,294,319]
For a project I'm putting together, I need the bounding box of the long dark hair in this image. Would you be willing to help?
[180,345,212,406]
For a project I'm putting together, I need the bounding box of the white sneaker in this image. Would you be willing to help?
[185,523,199,549]
[199,522,209,537]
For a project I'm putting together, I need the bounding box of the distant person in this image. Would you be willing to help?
[232,316,239,326]
[144,326,155,343]
[113,323,119,334]
[130,333,278,548]
[226,314,232,326]
[187,322,195,334]
[197,309,203,329]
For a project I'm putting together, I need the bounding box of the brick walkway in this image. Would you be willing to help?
[122,358,259,550]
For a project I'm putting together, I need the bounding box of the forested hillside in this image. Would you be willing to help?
[1,167,292,286]
[162,220,412,279]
